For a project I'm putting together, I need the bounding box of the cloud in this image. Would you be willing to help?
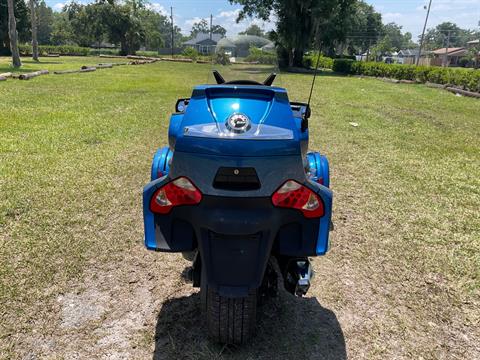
[216,9,241,19]
[383,12,403,21]
[53,3,65,11]
[146,3,168,16]
[182,8,275,36]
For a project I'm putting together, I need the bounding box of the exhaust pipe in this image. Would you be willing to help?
[282,258,314,297]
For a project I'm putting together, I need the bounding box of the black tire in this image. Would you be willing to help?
[206,288,257,345]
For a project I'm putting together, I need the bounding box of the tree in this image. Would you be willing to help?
[50,12,74,45]
[190,18,226,38]
[422,22,472,50]
[29,0,39,60]
[239,24,265,37]
[37,0,54,44]
[7,0,22,66]
[381,23,416,51]
[138,9,165,50]
[231,0,355,67]
[342,1,383,55]
[1,0,30,55]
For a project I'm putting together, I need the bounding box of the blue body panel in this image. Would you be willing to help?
[144,83,333,258]
[168,85,307,157]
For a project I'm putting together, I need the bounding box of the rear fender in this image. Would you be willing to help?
[143,176,171,250]
[306,152,330,187]
[305,180,333,255]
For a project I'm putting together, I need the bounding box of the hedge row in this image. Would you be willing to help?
[333,59,480,93]
[18,44,123,56]
[245,47,277,65]
[303,54,334,69]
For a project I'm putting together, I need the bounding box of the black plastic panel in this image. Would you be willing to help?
[213,167,260,191]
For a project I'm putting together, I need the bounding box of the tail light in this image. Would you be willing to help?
[150,177,202,214]
[271,180,324,218]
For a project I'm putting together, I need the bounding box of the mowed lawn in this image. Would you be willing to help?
[0,56,479,359]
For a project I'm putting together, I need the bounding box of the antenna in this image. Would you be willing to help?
[307,26,321,111]
[307,54,321,109]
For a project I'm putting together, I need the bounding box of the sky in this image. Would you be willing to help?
[44,0,480,39]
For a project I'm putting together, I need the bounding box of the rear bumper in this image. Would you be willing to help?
[143,190,332,293]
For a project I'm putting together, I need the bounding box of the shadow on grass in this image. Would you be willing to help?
[153,291,345,360]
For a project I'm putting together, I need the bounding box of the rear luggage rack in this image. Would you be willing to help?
[213,167,260,191]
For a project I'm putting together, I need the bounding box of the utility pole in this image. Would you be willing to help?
[170,7,174,58]
[417,0,432,66]
[443,31,451,67]
[366,39,372,62]
[210,14,213,41]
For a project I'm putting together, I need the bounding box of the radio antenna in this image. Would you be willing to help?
[307,24,321,110]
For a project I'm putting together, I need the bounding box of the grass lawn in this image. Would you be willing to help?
[1,56,479,358]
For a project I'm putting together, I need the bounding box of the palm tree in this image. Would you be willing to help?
[7,0,22,67]
[29,0,39,61]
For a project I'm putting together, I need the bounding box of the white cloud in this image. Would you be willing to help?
[146,3,168,16]
[383,12,403,21]
[216,9,241,19]
[53,3,65,11]
[182,8,275,36]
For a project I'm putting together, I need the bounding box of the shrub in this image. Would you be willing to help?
[89,48,120,56]
[458,57,470,68]
[303,54,334,69]
[213,52,230,65]
[245,47,277,64]
[182,47,200,61]
[333,59,480,93]
[19,44,92,56]
[332,59,355,73]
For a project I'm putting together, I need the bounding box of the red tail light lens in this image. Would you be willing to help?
[150,177,202,214]
[271,180,324,218]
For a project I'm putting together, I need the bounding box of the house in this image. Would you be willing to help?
[431,47,467,66]
[467,39,479,48]
[183,32,224,55]
[397,49,428,65]
[216,35,274,58]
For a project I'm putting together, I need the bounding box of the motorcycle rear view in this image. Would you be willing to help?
[143,54,332,344]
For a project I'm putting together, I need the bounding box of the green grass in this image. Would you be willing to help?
[0,56,129,73]
[0,57,479,358]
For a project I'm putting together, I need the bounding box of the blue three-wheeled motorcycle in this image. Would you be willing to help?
[143,68,332,344]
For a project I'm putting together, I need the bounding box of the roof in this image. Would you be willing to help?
[432,47,465,55]
[183,32,224,45]
[467,39,479,45]
[398,48,427,56]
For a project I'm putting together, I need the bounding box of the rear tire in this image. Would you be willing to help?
[206,288,257,345]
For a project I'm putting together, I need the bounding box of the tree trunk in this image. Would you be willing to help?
[29,0,39,61]
[288,48,294,68]
[7,0,22,67]
[293,49,304,67]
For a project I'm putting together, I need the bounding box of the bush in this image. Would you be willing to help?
[303,54,334,69]
[458,57,470,68]
[89,48,120,56]
[333,60,480,93]
[18,44,100,56]
[332,59,355,73]
[214,52,230,65]
[181,47,200,61]
[245,47,277,64]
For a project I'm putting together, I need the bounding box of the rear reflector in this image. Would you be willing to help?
[271,180,324,218]
[150,177,202,214]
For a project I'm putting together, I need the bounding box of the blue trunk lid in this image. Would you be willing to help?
[171,85,302,157]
